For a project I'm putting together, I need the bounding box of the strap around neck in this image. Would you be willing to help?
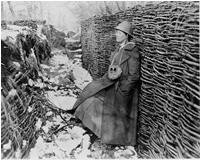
[111,46,124,66]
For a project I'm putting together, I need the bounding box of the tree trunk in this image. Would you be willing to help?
[1,1,5,21]
[24,1,32,19]
[30,2,35,20]
[47,9,52,24]
[39,2,43,21]
[7,1,16,20]
[121,1,126,11]
[32,1,37,20]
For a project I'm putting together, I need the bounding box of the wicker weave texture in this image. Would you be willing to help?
[81,1,200,158]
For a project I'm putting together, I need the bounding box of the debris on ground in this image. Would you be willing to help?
[28,50,138,159]
[1,22,137,159]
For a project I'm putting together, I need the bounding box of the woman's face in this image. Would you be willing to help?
[115,30,127,43]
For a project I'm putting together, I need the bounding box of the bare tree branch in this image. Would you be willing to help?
[115,1,121,11]
[104,1,112,15]
[32,1,38,20]
[39,2,43,20]
[7,1,16,20]
[98,2,105,15]
[24,1,32,19]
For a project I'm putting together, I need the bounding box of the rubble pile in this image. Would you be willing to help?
[81,1,200,158]
[28,110,138,159]
[65,39,81,51]
[47,25,66,49]
[42,52,92,108]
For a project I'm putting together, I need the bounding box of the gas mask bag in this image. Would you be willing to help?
[108,65,122,80]
[108,50,123,80]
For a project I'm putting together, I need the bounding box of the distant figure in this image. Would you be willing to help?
[41,20,49,39]
[26,48,39,79]
[70,21,141,148]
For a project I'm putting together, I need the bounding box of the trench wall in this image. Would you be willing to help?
[1,30,51,158]
[81,1,200,158]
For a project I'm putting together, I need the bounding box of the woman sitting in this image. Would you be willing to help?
[71,21,140,147]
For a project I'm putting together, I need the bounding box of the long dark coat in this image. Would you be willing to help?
[73,42,140,146]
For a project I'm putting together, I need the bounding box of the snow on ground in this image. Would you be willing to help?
[34,50,138,159]
[41,53,92,110]
[73,64,92,90]
[46,91,76,110]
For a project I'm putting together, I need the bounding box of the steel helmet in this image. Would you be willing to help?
[115,21,133,37]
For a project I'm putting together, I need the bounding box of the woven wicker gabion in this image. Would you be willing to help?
[1,81,46,159]
[81,1,200,158]
[1,29,51,158]
[81,14,118,80]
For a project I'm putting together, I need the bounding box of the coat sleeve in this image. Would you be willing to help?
[120,48,140,96]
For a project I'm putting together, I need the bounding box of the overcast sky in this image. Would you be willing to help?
[2,1,79,32]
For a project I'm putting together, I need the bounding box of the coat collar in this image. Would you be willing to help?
[119,42,135,65]
[120,42,135,51]
[109,42,136,64]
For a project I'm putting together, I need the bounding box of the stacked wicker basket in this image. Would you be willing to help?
[81,14,117,80]
[81,1,200,158]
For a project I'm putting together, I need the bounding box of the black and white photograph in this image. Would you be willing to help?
[1,1,200,159]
